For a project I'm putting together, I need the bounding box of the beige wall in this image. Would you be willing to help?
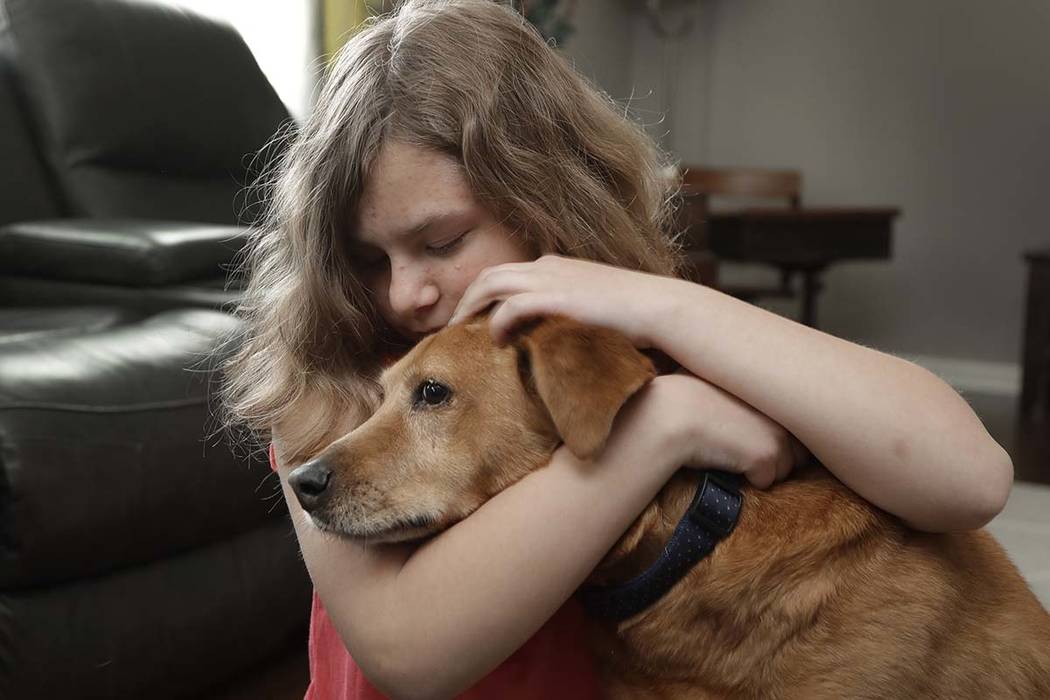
[571,0,1050,377]
[557,0,635,102]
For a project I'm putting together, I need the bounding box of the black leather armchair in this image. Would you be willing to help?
[0,0,290,311]
[0,0,312,697]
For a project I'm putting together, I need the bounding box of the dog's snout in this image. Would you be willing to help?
[288,460,333,512]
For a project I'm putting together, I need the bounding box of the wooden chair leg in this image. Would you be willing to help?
[800,266,826,328]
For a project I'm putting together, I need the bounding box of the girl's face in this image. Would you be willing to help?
[352,142,536,342]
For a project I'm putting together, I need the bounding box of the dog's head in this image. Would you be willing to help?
[288,315,655,543]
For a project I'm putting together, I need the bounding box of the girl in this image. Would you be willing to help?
[221,1,1013,698]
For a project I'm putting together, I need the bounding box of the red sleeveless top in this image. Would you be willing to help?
[269,444,602,699]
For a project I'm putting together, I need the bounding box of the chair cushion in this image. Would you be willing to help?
[4,0,291,224]
[0,275,242,315]
[0,308,279,588]
[0,306,143,346]
[0,219,246,286]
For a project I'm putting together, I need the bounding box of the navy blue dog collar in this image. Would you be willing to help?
[577,470,744,621]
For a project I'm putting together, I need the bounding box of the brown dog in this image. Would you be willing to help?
[289,316,1050,699]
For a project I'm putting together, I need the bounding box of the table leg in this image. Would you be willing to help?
[800,266,826,328]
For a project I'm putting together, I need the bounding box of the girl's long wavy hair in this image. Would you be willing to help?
[220,0,686,450]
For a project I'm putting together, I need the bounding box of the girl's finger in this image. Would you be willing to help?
[449,267,529,325]
[488,292,563,345]
[774,443,795,483]
[746,461,776,490]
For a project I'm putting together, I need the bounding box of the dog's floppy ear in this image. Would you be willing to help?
[515,316,656,460]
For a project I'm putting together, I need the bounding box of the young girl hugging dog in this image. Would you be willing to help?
[220,1,1013,698]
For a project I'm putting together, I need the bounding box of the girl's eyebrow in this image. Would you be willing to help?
[395,209,472,240]
[354,208,474,247]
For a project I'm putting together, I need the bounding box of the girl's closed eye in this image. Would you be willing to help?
[426,230,470,256]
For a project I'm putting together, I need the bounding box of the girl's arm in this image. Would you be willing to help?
[274,373,793,700]
[451,256,1013,533]
[651,282,1013,532]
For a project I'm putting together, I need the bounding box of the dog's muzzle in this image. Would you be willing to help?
[288,459,333,512]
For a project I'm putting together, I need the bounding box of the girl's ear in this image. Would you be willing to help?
[514,316,656,459]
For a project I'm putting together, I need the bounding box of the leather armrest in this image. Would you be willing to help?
[0,218,246,286]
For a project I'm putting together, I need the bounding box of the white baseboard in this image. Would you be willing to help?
[902,354,1021,397]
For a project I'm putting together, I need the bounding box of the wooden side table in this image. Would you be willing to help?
[1018,249,1050,483]
[704,207,898,327]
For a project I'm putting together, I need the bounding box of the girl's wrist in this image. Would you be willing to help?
[575,376,681,483]
[646,279,736,372]
[636,275,695,350]
[638,375,704,475]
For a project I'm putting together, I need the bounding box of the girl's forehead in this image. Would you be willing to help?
[355,142,478,245]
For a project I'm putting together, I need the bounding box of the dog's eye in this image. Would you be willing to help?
[415,379,452,407]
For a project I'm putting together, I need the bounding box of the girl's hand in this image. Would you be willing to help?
[448,255,680,348]
[650,373,808,490]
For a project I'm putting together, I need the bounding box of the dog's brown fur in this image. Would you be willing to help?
[295,316,1050,699]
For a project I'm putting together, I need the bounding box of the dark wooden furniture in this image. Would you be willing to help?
[681,167,802,209]
[1017,249,1050,484]
[706,208,897,326]
[678,166,897,327]
[679,166,802,255]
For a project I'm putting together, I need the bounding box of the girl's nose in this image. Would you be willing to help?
[388,263,439,317]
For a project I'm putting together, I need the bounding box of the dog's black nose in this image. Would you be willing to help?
[288,460,333,512]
